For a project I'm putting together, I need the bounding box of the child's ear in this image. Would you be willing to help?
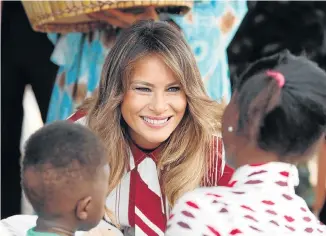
[76,196,92,221]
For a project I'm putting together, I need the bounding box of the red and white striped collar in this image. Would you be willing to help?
[128,140,162,169]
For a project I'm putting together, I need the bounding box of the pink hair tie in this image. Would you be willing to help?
[266,70,285,88]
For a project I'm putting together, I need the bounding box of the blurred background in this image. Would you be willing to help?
[1,0,326,224]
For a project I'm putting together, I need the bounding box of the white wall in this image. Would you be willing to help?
[20,85,43,214]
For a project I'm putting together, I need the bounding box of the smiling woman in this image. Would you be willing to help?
[121,54,187,149]
[68,20,233,236]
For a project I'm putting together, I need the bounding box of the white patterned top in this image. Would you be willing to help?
[166,162,326,236]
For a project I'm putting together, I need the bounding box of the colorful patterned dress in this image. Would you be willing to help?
[46,0,248,123]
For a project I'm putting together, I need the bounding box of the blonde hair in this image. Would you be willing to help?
[83,20,224,206]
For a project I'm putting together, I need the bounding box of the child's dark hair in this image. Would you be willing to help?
[235,50,326,160]
[21,121,107,216]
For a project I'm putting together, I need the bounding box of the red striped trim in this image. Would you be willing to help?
[128,169,136,227]
[204,137,221,186]
[202,137,234,187]
[135,171,166,231]
[135,214,159,236]
[217,137,223,181]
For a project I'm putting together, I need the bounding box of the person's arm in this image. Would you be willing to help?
[313,139,326,214]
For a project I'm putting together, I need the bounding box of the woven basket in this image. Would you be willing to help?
[22,1,192,33]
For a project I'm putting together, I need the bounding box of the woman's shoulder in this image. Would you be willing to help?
[202,134,234,187]
[67,110,88,125]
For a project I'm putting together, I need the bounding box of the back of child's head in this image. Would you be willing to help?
[235,50,326,160]
[21,121,109,231]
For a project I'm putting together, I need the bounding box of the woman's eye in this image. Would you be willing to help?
[135,87,151,92]
[167,87,180,92]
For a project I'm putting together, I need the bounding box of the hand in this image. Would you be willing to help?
[88,6,159,28]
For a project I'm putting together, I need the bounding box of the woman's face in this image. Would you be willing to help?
[121,54,187,149]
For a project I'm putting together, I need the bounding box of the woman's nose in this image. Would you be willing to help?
[149,93,168,114]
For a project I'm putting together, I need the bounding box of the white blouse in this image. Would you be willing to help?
[166,162,326,236]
